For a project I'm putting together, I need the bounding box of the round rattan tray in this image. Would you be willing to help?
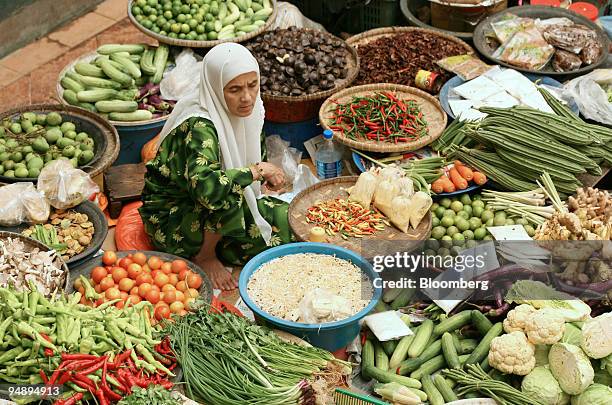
[287,176,432,256]
[56,51,171,128]
[127,0,277,48]
[319,84,447,153]
[0,104,119,183]
[347,26,474,53]
[0,231,70,296]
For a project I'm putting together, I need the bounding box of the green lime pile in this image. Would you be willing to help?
[0,112,95,179]
[131,0,274,41]
[424,194,536,257]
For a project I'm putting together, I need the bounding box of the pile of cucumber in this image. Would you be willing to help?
[60,44,172,122]
[131,0,274,41]
[0,112,96,179]
[362,307,503,404]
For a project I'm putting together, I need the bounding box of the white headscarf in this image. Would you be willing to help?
[156,43,272,245]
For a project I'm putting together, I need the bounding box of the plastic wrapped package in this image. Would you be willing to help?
[37,160,99,210]
[437,54,494,81]
[542,24,597,54]
[269,2,327,32]
[491,14,534,43]
[534,17,574,32]
[565,69,612,126]
[160,49,202,101]
[553,49,583,72]
[0,183,50,226]
[298,288,352,323]
[21,185,50,224]
[580,39,603,65]
[493,26,555,71]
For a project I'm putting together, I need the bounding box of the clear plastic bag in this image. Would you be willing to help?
[299,288,353,323]
[542,23,597,54]
[160,49,202,101]
[0,183,50,226]
[565,69,612,126]
[270,2,327,32]
[436,54,494,81]
[21,184,50,224]
[493,26,555,71]
[553,49,583,72]
[37,160,99,210]
[491,14,533,43]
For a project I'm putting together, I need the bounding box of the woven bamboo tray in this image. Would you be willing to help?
[257,31,360,123]
[319,84,447,153]
[0,104,119,182]
[56,51,171,128]
[127,0,277,48]
[346,26,474,54]
[0,231,70,296]
[288,176,432,255]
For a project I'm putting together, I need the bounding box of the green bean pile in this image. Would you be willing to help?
[165,309,351,405]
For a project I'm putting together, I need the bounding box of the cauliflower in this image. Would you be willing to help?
[488,331,536,375]
[549,343,594,395]
[503,304,536,333]
[525,308,566,345]
[521,366,570,405]
[581,312,612,359]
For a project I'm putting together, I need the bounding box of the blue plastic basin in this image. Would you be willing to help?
[239,242,382,351]
[113,119,166,165]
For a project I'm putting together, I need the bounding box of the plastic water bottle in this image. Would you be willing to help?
[316,130,343,179]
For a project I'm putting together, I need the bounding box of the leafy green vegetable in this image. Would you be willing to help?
[561,323,582,346]
[118,386,180,405]
[571,383,612,405]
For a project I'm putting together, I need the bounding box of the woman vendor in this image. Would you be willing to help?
[140,43,293,290]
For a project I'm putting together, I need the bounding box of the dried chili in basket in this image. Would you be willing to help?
[305,198,388,239]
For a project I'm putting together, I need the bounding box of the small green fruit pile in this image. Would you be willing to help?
[0,112,95,179]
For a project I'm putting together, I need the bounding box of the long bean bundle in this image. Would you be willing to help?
[443,364,546,405]
[165,309,350,405]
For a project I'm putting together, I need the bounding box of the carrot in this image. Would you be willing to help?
[431,177,446,194]
[455,163,474,181]
[440,175,456,193]
[449,167,468,190]
[453,160,465,167]
[472,171,488,185]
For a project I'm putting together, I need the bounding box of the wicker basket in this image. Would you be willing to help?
[56,51,170,128]
[127,0,278,48]
[0,231,70,296]
[0,104,119,182]
[287,176,432,255]
[319,83,447,153]
[258,31,360,123]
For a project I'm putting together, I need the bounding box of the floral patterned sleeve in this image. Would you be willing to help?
[184,119,254,210]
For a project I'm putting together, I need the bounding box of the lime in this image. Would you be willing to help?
[426,238,440,251]
[28,168,40,177]
[524,225,535,237]
[440,216,454,228]
[64,130,77,140]
[431,226,447,240]
[164,10,173,19]
[21,146,33,154]
[472,206,484,218]
[493,216,506,226]
[469,217,482,230]
[36,114,47,125]
[452,233,465,246]
[196,34,206,40]
[169,32,178,38]
[178,33,186,39]
[494,211,507,220]
[181,23,190,33]
[463,205,473,217]
[432,216,440,228]
[0,152,10,162]
[456,218,470,232]
[171,23,181,33]
[483,235,494,241]
[15,167,29,178]
[180,4,190,13]
[481,210,494,222]
[79,150,94,165]
[11,152,22,162]
[450,246,463,256]
[142,19,153,29]
[188,19,198,29]
[196,24,206,34]
[463,230,475,240]
[3,160,14,170]
[440,198,452,208]
[186,32,196,40]
[438,247,450,257]
[440,236,453,249]
[4,170,14,178]
[505,219,515,226]
[443,209,456,217]
[460,194,472,205]
[474,227,487,240]
[435,206,446,219]
[450,201,463,212]
[466,240,478,249]
[486,218,494,227]
[446,226,459,237]
[10,123,22,134]
[27,157,44,170]
[472,200,485,209]
[0,166,3,175]
[473,194,482,200]
[177,13,186,22]
[457,211,470,220]
[431,202,440,211]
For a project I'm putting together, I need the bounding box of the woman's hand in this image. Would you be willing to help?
[257,162,286,191]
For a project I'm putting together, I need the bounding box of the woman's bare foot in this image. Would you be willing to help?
[194,257,237,291]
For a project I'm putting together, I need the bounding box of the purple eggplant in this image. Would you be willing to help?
[149,95,171,111]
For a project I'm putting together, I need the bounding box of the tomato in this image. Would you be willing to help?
[91,266,108,284]
[162,290,176,304]
[102,251,117,266]
[151,284,161,293]
[132,252,147,266]
[186,273,203,289]
[154,273,170,288]
[118,278,135,292]
[184,297,195,310]
[179,309,188,316]
[127,295,141,305]
[138,283,152,298]
[136,273,153,286]
[115,301,125,309]
[94,284,102,294]
[175,290,185,302]
[171,259,188,274]
[145,289,160,304]
[186,288,199,299]
[78,286,85,296]
[154,305,171,320]
[105,287,121,300]
[73,278,83,290]
[95,298,105,307]
[79,296,86,305]
[178,269,189,281]
[160,262,173,274]
[168,274,179,286]
[161,284,175,293]
[117,257,133,269]
[111,267,128,283]
[169,301,184,314]
[150,270,160,280]
[120,291,129,300]
[130,286,139,295]
[176,281,188,292]
[99,276,115,292]
[127,263,143,279]
[142,264,151,273]
[148,256,162,270]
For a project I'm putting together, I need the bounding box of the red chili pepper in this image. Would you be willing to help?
[71,376,96,393]
[75,356,106,376]
[48,361,67,385]
[44,348,54,357]
[53,392,84,405]
[160,381,173,389]
[168,363,177,371]
[108,350,132,370]
[65,359,100,371]
[39,370,48,384]
[61,354,98,361]
[57,371,72,385]
[96,388,110,405]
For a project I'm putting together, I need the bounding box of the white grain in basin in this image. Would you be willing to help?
[247,253,373,323]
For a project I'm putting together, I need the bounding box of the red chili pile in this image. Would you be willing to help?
[43,338,176,405]
[306,198,387,239]
[328,92,429,144]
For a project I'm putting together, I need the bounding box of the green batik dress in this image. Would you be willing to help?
[139,117,294,265]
